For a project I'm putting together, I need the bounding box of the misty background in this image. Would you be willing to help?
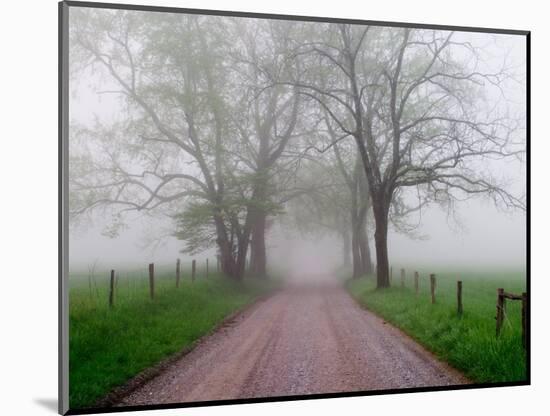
[69,199,525,270]
[68,10,526,276]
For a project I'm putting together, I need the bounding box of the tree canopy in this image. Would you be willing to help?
[69,8,526,284]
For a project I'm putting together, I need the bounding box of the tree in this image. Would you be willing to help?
[285,129,374,277]
[332,142,373,278]
[285,25,525,287]
[69,11,525,286]
[70,10,255,279]
[285,156,352,267]
[229,20,303,278]
[69,11,315,280]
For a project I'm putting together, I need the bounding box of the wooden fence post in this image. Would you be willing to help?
[496,288,504,337]
[521,292,527,348]
[217,255,220,272]
[457,280,463,316]
[206,258,209,278]
[390,266,393,283]
[176,258,181,288]
[192,259,196,282]
[109,269,115,308]
[401,268,405,288]
[430,274,436,304]
[148,263,155,300]
[414,271,419,295]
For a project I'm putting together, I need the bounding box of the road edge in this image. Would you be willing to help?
[93,289,280,409]
[343,278,472,385]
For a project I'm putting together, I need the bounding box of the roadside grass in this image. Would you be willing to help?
[69,265,278,409]
[347,270,527,384]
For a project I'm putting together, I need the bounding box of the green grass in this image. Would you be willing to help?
[69,265,278,409]
[347,269,527,384]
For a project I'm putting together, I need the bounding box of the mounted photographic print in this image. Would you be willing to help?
[59,1,529,414]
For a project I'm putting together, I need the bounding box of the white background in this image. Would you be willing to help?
[0,0,546,415]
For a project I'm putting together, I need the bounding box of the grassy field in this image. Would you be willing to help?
[69,264,278,409]
[347,269,527,384]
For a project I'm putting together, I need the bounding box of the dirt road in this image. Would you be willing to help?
[117,282,468,406]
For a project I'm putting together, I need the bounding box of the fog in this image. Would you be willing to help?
[70,198,525,272]
[68,9,526,280]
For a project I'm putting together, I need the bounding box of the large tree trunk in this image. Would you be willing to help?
[250,211,267,278]
[217,239,238,279]
[214,214,243,280]
[218,231,249,281]
[235,230,250,280]
[249,167,269,278]
[372,197,391,288]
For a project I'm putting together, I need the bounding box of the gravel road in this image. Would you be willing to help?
[117,282,468,406]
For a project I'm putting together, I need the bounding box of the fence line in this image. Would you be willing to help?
[148,263,155,300]
[93,257,218,307]
[176,258,181,288]
[457,280,463,316]
[109,269,115,308]
[384,267,526,349]
[496,288,527,348]
[430,274,436,304]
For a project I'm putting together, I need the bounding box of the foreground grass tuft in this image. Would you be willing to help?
[347,270,526,384]
[69,267,278,409]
